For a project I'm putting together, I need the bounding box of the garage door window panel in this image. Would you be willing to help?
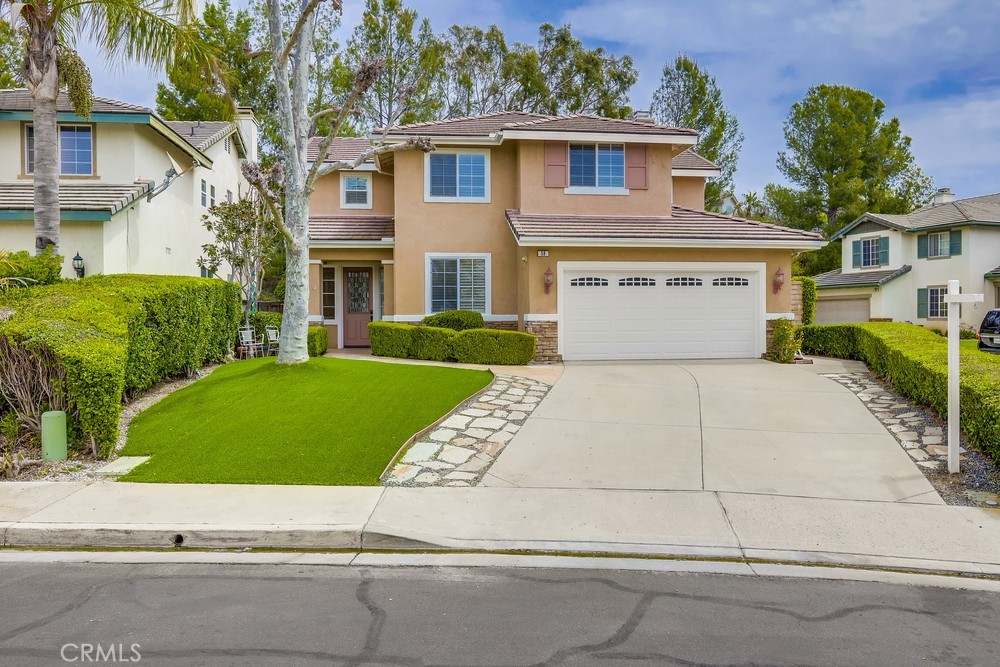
[664,277,703,287]
[712,277,750,287]
[570,277,609,287]
[618,277,656,287]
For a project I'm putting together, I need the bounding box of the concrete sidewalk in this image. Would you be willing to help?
[2,482,999,577]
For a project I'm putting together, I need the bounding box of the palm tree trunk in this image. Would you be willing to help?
[29,36,61,255]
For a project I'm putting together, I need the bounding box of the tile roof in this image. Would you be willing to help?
[986,265,1000,279]
[0,88,150,114]
[836,193,1000,238]
[376,111,551,136]
[813,265,912,289]
[0,182,152,214]
[501,114,698,136]
[307,136,374,163]
[377,111,698,138]
[505,207,825,246]
[163,121,234,151]
[309,215,394,242]
[672,149,719,171]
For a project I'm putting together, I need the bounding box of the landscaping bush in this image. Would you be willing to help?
[794,276,817,326]
[422,310,484,331]
[0,275,241,456]
[307,326,329,357]
[411,325,457,361]
[766,319,801,364]
[248,311,282,341]
[452,329,536,365]
[0,247,63,288]
[369,321,415,358]
[802,322,1000,463]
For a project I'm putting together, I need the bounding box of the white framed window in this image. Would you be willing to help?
[322,266,336,320]
[426,253,490,314]
[927,231,950,258]
[200,180,207,207]
[424,149,490,203]
[566,143,627,194]
[928,286,948,319]
[341,173,372,209]
[210,184,216,207]
[24,124,94,175]
[861,237,881,267]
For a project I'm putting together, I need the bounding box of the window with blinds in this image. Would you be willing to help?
[430,257,487,313]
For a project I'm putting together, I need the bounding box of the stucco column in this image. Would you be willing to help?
[308,260,322,320]
[382,261,395,317]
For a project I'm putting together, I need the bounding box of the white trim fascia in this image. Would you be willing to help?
[765,313,795,320]
[307,315,323,323]
[484,314,517,322]
[340,171,373,210]
[424,252,492,316]
[423,148,492,204]
[381,259,395,265]
[514,236,828,251]
[524,314,558,322]
[500,129,697,145]
[672,168,722,178]
[556,261,768,360]
[308,240,394,249]
[564,186,629,196]
[308,259,323,265]
[388,314,517,323]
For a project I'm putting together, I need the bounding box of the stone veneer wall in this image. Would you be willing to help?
[524,320,561,362]
[484,321,518,331]
[790,280,803,325]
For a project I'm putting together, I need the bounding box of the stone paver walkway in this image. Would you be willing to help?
[384,375,552,487]
[823,371,1000,507]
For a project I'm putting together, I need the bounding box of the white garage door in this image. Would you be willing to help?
[815,298,870,324]
[562,268,761,360]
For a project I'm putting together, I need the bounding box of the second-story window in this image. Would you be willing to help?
[24,124,94,176]
[927,231,950,258]
[425,150,489,203]
[570,143,624,188]
[861,238,880,267]
[210,185,216,207]
[201,180,207,207]
[341,174,371,209]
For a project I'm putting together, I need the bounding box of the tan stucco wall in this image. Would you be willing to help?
[515,140,681,216]
[309,170,395,216]
[391,144,520,316]
[521,247,795,316]
[672,176,706,210]
[1,219,106,277]
[382,263,395,316]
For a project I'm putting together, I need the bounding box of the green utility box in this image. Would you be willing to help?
[41,410,68,461]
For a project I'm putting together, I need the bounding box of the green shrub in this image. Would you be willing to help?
[801,322,1000,463]
[0,275,241,456]
[959,327,980,340]
[422,310,485,331]
[0,247,63,288]
[369,321,415,358]
[767,319,801,364]
[411,325,457,361]
[453,329,536,365]
[307,326,329,357]
[248,311,282,341]
[794,276,817,326]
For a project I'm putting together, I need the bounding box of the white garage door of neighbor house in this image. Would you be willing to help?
[815,298,870,325]
[562,268,761,360]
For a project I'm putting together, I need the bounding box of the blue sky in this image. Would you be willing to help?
[81,0,1000,199]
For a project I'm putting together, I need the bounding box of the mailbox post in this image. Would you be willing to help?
[943,280,983,473]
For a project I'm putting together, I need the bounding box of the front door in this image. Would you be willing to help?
[344,267,373,347]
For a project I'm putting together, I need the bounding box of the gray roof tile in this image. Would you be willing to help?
[307,137,374,163]
[814,265,912,289]
[309,215,394,242]
[838,193,1000,237]
[0,88,150,114]
[0,182,151,214]
[672,149,719,171]
[163,121,234,151]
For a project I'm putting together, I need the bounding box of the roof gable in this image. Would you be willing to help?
[832,192,1000,239]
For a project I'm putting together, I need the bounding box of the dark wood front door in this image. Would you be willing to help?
[344,267,373,347]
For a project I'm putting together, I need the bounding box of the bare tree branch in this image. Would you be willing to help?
[242,161,296,251]
[314,137,433,179]
[279,0,327,67]
[309,106,341,125]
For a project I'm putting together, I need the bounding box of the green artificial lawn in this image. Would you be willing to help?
[119,357,492,485]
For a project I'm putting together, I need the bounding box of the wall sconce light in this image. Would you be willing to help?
[772,267,785,294]
[543,267,554,294]
[72,252,85,279]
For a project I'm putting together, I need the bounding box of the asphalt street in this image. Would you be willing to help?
[1,561,998,666]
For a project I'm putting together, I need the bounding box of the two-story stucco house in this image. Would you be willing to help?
[0,89,257,279]
[814,189,1000,330]
[306,112,825,361]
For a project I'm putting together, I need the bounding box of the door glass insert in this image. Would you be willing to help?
[347,270,370,314]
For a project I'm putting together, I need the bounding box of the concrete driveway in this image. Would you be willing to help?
[482,359,943,504]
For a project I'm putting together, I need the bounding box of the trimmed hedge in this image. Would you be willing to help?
[0,247,63,287]
[794,276,817,326]
[802,322,1000,463]
[766,319,800,364]
[452,329,536,365]
[422,310,484,331]
[248,311,282,341]
[307,326,329,357]
[369,321,536,364]
[0,275,241,455]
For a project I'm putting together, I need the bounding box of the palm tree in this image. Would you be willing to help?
[736,191,763,219]
[4,0,213,255]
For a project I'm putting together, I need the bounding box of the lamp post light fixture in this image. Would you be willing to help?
[72,252,85,279]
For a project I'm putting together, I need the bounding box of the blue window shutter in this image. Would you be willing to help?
[950,229,962,256]
[878,236,889,265]
[917,234,928,259]
[852,240,861,268]
[917,288,928,319]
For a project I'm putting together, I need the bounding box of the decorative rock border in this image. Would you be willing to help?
[383,374,552,487]
[823,371,1000,507]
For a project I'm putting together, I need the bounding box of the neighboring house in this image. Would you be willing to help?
[306,112,824,361]
[0,89,258,279]
[814,189,1000,329]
